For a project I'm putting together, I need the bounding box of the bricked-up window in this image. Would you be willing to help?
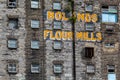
[102,6,117,23]
[31,64,40,73]
[54,21,62,29]
[8,39,17,49]
[8,0,17,8]
[53,41,62,50]
[53,2,61,10]
[86,64,95,73]
[86,23,94,31]
[8,18,18,29]
[85,4,93,12]
[105,43,115,47]
[8,63,17,73]
[85,47,94,58]
[31,20,39,28]
[31,40,39,49]
[31,0,39,8]
[54,64,62,74]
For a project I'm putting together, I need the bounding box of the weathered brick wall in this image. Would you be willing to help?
[0,0,26,80]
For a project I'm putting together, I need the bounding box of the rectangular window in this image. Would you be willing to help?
[8,18,18,29]
[8,63,17,73]
[31,0,39,8]
[86,64,95,73]
[54,64,62,74]
[53,41,62,50]
[85,4,93,12]
[31,64,40,73]
[108,65,115,73]
[31,20,39,28]
[54,21,62,29]
[88,32,92,38]
[102,6,117,13]
[105,43,115,48]
[108,74,116,80]
[53,2,61,10]
[8,0,17,8]
[85,47,94,58]
[31,40,39,49]
[102,13,117,23]
[86,23,94,31]
[106,26,114,32]
[8,39,17,49]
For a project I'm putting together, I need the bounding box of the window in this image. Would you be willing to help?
[8,39,17,49]
[53,21,62,29]
[31,64,40,73]
[86,23,94,31]
[107,65,116,80]
[8,63,17,73]
[85,47,94,58]
[31,0,39,8]
[85,4,93,11]
[107,65,115,73]
[106,26,114,32]
[54,64,62,74]
[31,20,39,28]
[31,40,39,49]
[105,43,115,47]
[86,64,95,73]
[102,13,117,23]
[102,6,117,13]
[102,5,117,23]
[53,41,62,50]
[53,2,61,10]
[8,0,17,8]
[8,18,18,29]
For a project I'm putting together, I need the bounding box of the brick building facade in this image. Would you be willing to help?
[0,0,119,80]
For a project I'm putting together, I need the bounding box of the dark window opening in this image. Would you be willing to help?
[85,47,94,58]
[8,0,17,8]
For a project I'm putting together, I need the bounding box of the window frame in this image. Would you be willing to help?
[53,21,62,29]
[86,64,95,73]
[53,2,61,10]
[31,40,40,49]
[85,47,94,58]
[31,20,40,28]
[105,43,115,48]
[107,65,115,73]
[8,18,18,29]
[85,23,94,31]
[53,41,62,50]
[31,0,39,9]
[8,0,17,8]
[31,63,40,73]
[8,39,17,49]
[8,63,17,73]
[85,4,93,12]
[53,64,62,74]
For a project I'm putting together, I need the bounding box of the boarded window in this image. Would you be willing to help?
[31,64,40,73]
[31,0,39,8]
[8,0,17,8]
[54,64,62,74]
[54,21,62,29]
[31,20,39,28]
[85,4,93,11]
[8,63,17,73]
[8,39,17,49]
[53,41,62,50]
[85,47,94,58]
[86,64,95,73]
[8,18,18,29]
[53,2,61,10]
[31,40,39,49]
